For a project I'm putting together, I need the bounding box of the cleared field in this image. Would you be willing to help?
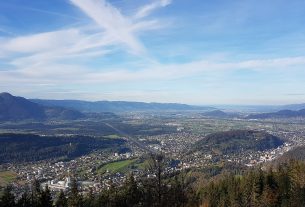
[98,159,138,174]
[0,171,17,186]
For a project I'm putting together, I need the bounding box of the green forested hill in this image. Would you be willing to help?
[194,130,284,155]
[0,133,126,163]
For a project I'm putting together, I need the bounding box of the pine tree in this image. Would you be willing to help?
[31,179,42,207]
[83,188,95,207]
[40,185,53,207]
[168,176,188,207]
[146,154,168,207]
[55,190,67,207]
[68,179,82,207]
[16,191,31,207]
[123,174,141,206]
[1,185,16,207]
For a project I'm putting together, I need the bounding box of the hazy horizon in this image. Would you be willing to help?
[2,91,305,107]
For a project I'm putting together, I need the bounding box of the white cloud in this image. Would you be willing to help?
[0,28,115,67]
[2,56,305,85]
[1,55,305,104]
[134,0,172,19]
[70,0,145,54]
[0,0,169,69]
[1,29,81,54]
[237,56,305,69]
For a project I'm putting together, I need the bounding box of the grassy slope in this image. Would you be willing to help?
[98,159,138,174]
[0,171,17,186]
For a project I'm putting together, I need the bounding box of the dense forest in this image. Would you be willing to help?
[0,134,126,164]
[200,160,305,207]
[193,130,284,155]
[1,157,305,207]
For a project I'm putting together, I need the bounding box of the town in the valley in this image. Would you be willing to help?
[2,113,305,198]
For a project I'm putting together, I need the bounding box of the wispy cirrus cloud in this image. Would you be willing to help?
[70,0,145,54]
[1,29,81,54]
[0,0,175,102]
[134,0,172,19]
[0,0,168,68]
[2,56,305,85]
[1,54,305,104]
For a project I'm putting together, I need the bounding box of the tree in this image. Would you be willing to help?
[168,175,188,207]
[123,174,141,206]
[40,185,53,207]
[146,154,166,207]
[16,191,31,207]
[83,188,95,207]
[0,185,16,207]
[68,179,82,207]
[56,190,68,207]
[31,179,41,207]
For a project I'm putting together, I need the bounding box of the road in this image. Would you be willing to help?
[103,122,156,154]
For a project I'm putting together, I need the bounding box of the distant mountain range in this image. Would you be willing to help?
[0,92,215,121]
[279,103,305,111]
[247,109,305,119]
[215,103,305,113]
[3,92,305,121]
[0,92,84,121]
[30,99,215,113]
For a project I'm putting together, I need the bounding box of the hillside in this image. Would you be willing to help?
[280,103,305,111]
[277,145,305,162]
[44,106,84,120]
[0,93,84,121]
[247,109,305,119]
[0,133,126,164]
[193,130,284,155]
[31,99,215,113]
[0,92,46,121]
[201,110,237,118]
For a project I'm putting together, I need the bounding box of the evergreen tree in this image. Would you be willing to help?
[55,190,68,207]
[168,176,188,207]
[0,185,16,207]
[145,154,168,207]
[68,179,82,207]
[31,179,42,207]
[83,188,95,207]
[16,191,31,207]
[123,174,141,206]
[40,185,53,207]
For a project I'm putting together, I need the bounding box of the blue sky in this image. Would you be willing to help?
[1,0,305,105]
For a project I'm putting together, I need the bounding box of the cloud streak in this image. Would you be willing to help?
[2,56,305,85]
[134,0,172,19]
[2,29,81,54]
[70,0,145,54]
[0,0,168,68]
